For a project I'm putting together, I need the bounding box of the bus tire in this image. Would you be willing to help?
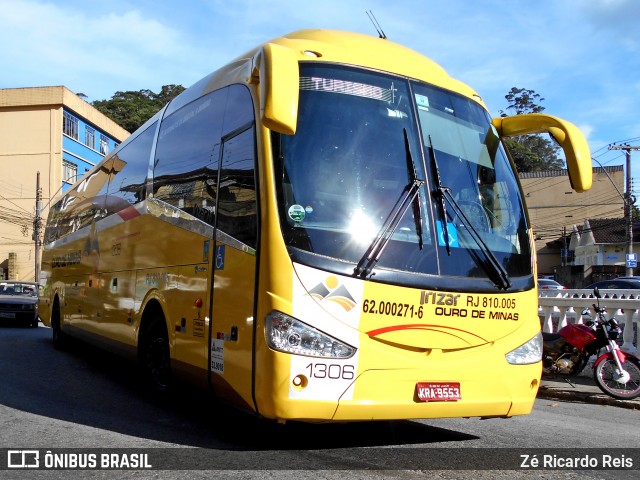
[139,317,172,393]
[51,297,68,350]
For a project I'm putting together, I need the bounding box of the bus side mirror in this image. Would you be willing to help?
[253,43,299,135]
[491,114,592,193]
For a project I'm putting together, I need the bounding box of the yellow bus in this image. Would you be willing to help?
[39,29,592,422]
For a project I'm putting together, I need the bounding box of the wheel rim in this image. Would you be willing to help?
[596,359,640,399]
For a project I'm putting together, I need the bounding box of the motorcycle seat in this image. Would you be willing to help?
[542,332,562,341]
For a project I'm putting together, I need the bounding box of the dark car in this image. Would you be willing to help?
[0,281,39,327]
[586,279,640,290]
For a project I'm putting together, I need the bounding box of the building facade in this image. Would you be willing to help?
[0,86,129,281]
[572,217,640,268]
[519,166,626,277]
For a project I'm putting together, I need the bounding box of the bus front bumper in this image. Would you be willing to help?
[263,362,541,423]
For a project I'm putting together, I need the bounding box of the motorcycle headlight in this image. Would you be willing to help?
[505,331,543,365]
[265,311,356,358]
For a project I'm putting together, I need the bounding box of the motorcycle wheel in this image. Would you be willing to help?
[593,356,640,400]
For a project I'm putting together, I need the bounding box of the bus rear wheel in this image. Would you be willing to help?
[140,320,172,393]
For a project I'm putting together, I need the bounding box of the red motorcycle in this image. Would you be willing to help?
[542,287,640,400]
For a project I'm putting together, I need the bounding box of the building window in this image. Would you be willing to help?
[63,160,78,184]
[85,126,95,150]
[63,111,79,140]
[99,134,109,154]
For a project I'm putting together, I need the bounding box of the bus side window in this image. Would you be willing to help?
[215,85,257,248]
[47,161,114,241]
[217,126,257,248]
[153,89,225,226]
[105,122,157,209]
[43,202,64,243]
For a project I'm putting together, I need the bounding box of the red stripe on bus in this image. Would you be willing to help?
[116,206,140,221]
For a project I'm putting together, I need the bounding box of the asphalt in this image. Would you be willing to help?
[538,371,640,410]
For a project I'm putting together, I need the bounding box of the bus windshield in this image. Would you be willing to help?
[274,63,532,291]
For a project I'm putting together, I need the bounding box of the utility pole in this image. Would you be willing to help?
[561,226,567,267]
[608,144,640,275]
[34,171,42,284]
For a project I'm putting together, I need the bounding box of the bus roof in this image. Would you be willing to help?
[165,29,485,118]
[273,29,479,99]
[113,29,487,161]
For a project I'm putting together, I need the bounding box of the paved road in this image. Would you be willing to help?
[1,324,638,479]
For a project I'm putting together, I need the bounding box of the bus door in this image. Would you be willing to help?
[208,123,258,408]
[169,260,210,384]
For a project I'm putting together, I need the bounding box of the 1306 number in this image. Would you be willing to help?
[305,363,355,380]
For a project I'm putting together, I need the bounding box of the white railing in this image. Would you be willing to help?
[538,289,639,355]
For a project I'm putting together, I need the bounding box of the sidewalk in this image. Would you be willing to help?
[538,373,640,410]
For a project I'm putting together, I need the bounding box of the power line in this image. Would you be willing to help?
[522,165,626,236]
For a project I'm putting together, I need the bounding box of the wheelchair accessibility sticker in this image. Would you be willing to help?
[215,245,225,270]
[436,220,458,248]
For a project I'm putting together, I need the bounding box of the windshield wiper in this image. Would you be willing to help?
[427,137,511,290]
[405,129,424,250]
[353,129,424,278]
[427,135,451,256]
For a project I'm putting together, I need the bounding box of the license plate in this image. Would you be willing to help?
[0,312,16,319]
[416,382,461,402]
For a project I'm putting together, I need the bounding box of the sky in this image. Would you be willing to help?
[2,0,640,193]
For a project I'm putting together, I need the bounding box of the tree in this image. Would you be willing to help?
[499,87,564,173]
[92,85,185,133]
[501,87,545,115]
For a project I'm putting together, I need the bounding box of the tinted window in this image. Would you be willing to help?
[222,84,255,136]
[153,89,226,226]
[106,122,157,208]
[45,160,114,242]
[217,126,257,247]
[44,122,158,243]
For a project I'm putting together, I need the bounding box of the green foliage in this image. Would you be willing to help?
[500,87,563,173]
[92,85,185,133]
[501,87,546,116]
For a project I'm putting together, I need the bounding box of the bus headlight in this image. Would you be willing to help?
[265,311,356,358]
[505,331,543,365]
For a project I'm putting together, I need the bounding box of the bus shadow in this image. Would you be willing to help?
[0,325,479,450]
